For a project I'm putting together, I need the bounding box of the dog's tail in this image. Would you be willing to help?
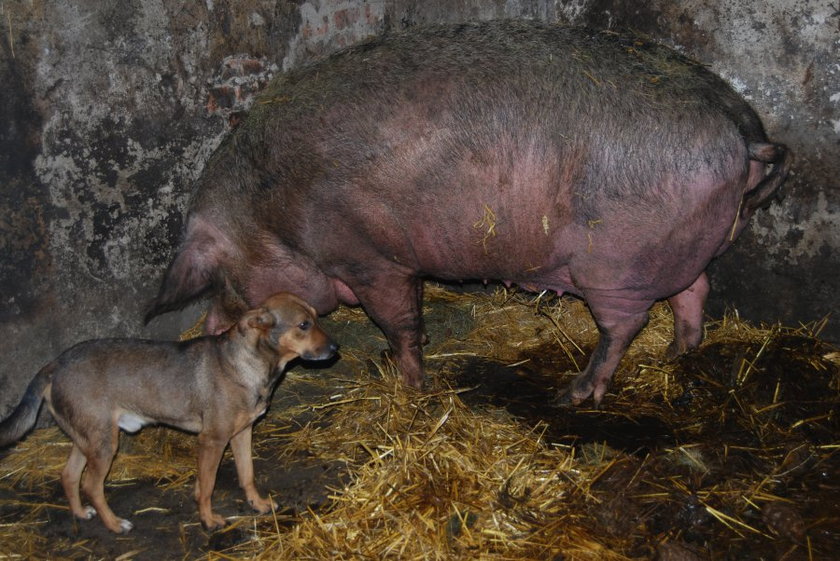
[0,364,53,448]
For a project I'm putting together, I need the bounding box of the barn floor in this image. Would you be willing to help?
[0,286,837,560]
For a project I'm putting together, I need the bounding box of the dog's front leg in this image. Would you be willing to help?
[196,433,227,530]
[230,425,278,514]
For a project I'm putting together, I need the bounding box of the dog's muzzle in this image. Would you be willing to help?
[302,341,339,362]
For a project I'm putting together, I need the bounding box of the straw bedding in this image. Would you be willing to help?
[0,286,837,560]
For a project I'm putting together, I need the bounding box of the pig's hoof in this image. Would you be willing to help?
[81,505,97,520]
[555,376,593,408]
[117,518,134,533]
[555,384,607,408]
[403,376,425,391]
[665,339,700,361]
[664,342,682,361]
[554,389,584,408]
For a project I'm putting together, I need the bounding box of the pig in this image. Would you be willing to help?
[146,20,789,406]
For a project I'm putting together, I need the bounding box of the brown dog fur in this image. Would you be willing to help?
[0,292,336,533]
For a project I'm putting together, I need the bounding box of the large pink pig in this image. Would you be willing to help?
[146,21,789,405]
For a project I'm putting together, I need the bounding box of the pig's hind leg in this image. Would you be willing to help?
[561,293,652,407]
[665,273,709,359]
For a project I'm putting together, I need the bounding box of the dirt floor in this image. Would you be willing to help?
[0,286,837,560]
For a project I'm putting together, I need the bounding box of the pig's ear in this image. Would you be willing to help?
[144,240,217,324]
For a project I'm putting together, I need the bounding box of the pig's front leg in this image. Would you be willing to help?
[353,273,426,388]
[561,293,652,407]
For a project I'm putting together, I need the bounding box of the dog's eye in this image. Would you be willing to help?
[298,320,312,331]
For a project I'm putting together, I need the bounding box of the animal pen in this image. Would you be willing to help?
[0,286,837,560]
[1,1,838,560]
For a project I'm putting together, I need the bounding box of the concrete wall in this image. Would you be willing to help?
[1,0,837,414]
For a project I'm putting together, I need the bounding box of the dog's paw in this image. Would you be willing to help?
[201,513,227,531]
[103,517,133,533]
[249,496,277,514]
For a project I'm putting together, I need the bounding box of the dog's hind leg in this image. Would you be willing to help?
[62,444,96,521]
[230,426,277,514]
[81,426,133,533]
[196,433,227,530]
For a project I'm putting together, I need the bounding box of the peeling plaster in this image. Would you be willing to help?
[284,0,386,69]
[555,0,594,22]
[752,192,840,260]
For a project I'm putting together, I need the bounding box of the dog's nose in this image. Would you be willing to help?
[319,341,339,360]
[304,340,339,362]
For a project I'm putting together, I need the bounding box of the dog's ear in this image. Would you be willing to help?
[245,309,276,331]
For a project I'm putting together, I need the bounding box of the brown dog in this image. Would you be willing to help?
[0,292,336,533]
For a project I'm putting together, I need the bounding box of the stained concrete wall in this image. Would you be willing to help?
[1,0,837,415]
